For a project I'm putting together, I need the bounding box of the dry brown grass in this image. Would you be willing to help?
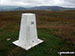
[0,10,75,44]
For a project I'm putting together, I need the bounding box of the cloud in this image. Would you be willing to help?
[0,0,75,8]
[60,0,75,8]
[0,0,30,6]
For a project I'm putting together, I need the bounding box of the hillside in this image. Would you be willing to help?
[28,6,65,11]
[0,6,19,11]
[0,6,75,11]
[0,10,75,56]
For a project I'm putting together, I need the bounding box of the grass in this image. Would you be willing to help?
[0,26,61,56]
[0,10,75,56]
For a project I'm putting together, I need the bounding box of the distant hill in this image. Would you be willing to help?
[0,6,19,11]
[27,6,65,11]
[0,6,27,11]
[27,6,75,11]
[0,6,75,11]
[15,7,26,10]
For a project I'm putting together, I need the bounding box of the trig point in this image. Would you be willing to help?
[12,13,43,50]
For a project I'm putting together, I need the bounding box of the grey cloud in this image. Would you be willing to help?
[65,0,75,3]
[0,0,75,8]
[61,0,75,7]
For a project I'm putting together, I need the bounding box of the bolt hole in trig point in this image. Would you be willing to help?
[31,21,34,25]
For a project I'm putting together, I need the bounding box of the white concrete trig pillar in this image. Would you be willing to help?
[12,13,43,50]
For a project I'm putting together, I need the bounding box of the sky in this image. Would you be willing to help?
[0,0,75,8]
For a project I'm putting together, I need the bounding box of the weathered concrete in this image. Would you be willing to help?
[13,13,43,50]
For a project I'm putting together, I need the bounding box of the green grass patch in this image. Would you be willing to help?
[0,28,62,56]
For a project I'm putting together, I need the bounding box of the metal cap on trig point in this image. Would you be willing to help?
[12,13,43,50]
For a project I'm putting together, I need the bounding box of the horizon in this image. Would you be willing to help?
[0,5,75,8]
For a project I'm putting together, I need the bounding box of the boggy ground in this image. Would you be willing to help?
[0,10,75,56]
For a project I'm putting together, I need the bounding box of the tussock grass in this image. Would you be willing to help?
[0,10,75,56]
